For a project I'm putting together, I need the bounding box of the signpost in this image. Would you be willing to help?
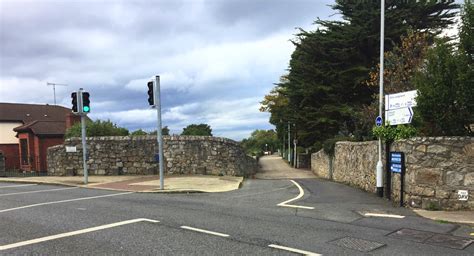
[389,152,405,207]
[384,90,417,126]
[385,107,413,125]
[385,90,417,110]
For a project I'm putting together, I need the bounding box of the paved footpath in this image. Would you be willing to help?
[256,155,315,179]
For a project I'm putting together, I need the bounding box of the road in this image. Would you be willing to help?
[0,156,472,255]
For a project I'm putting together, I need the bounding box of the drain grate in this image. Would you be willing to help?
[330,237,385,252]
[425,234,473,250]
[388,228,474,250]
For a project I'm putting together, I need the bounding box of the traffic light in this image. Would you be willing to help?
[147,81,154,105]
[71,92,78,113]
[82,92,90,113]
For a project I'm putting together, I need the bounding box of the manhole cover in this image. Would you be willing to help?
[330,237,385,252]
[425,234,473,250]
[388,228,434,243]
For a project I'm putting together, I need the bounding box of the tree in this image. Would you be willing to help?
[146,126,170,136]
[414,1,474,136]
[65,120,129,138]
[262,1,458,147]
[131,129,147,136]
[240,130,279,156]
[181,124,212,136]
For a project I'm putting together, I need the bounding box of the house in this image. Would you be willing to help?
[0,103,80,173]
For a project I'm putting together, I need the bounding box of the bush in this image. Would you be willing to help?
[65,120,129,138]
[372,124,417,143]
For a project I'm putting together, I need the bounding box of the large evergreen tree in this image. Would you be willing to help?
[262,0,458,148]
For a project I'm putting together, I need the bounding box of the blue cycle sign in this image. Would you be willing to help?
[390,152,404,173]
[375,116,383,127]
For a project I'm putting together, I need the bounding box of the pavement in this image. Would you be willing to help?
[256,155,316,179]
[0,155,473,255]
[0,175,243,193]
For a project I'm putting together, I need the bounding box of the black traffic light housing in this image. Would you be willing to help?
[82,92,90,113]
[71,92,78,112]
[147,81,154,105]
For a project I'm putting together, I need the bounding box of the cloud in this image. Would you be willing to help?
[0,0,333,140]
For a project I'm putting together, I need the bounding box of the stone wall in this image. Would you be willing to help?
[311,137,473,210]
[333,141,384,193]
[311,150,331,179]
[391,137,473,210]
[47,135,257,177]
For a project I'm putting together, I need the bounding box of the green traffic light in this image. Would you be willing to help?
[83,106,90,112]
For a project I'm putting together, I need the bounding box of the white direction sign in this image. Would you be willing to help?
[385,90,417,110]
[385,107,413,125]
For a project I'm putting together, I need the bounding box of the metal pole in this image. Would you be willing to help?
[287,122,291,163]
[53,84,56,105]
[376,0,385,197]
[47,82,67,105]
[293,140,297,168]
[282,129,285,158]
[155,76,165,190]
[78,89,88,185]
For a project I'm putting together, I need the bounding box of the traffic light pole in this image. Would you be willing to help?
[78,88,88,185]
[154,76,165,190]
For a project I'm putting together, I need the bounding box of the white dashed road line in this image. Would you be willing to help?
[0,184,37,189]
[364,213,405,219]
[0,187,78,197]
[0,192,134,213]
[269,244,322,255]
[277,180,314,210]
[0,218,159,251]
[180,226,230,238]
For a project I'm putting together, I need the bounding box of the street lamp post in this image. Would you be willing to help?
[376,0,385,197]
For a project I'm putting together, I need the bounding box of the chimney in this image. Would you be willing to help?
[65,113,81,130]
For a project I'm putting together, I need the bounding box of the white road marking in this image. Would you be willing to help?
[277,180,314,210]
[180,226,230,237]
[269,244,322,256]
[364,213,405,219]
[0,218,159,251]
[0,192,134,213]
[0,187,78,197]
[0,184,37,189]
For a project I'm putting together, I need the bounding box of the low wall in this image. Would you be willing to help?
[47,135,257,177]
[311,137,473,210]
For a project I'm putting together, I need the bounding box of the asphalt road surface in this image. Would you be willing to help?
[0,156,472,255]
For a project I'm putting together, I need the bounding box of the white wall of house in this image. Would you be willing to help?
[0,122,22,144]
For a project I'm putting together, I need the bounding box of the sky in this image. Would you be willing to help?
[0,0,461,141]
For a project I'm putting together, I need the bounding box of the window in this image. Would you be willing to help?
[20,139,29,165]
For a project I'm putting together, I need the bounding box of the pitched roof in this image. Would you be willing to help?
[0,102,70,123]
[13,120,66,136]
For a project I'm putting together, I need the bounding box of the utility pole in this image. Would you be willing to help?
[47,82,68,105]
[376,0,385,197]
[287,122,291,163]
[154,76,165,190]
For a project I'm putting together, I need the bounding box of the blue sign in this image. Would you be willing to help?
[375,116,383,127]
[389,152,404,173]
[154,153,160,162]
